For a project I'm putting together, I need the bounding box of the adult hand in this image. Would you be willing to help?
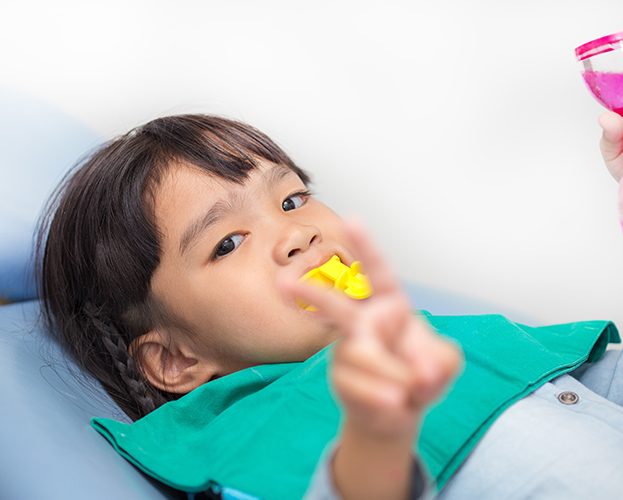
[599,111,623,182]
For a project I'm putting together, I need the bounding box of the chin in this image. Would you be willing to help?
[317,327,339,348]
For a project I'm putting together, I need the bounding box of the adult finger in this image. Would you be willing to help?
[599,111,623,146]
[599,112,623,179]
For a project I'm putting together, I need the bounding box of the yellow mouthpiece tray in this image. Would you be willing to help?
[298,255,372,310]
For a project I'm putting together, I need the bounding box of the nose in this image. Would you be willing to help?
[273,221,322,265]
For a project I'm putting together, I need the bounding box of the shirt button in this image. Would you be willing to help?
[557,391,579,405]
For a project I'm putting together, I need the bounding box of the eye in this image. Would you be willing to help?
[213,233,245,259]
[282,190,311,212]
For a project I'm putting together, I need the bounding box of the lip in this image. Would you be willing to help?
[300,249,349,278]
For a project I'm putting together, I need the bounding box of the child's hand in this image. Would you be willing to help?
[282,221,462,500]
[599,111,623,182]
[283,220,463,440]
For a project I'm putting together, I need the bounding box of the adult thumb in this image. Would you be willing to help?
[599,111,623,161]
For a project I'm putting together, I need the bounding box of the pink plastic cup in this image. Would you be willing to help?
[575,31,623,116]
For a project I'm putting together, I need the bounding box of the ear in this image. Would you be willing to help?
[129,330,219,394]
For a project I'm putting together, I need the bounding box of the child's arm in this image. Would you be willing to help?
[599,111,623,182]
[282,221,463,500]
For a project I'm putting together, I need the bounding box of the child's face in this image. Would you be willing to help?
[148,160,354,380]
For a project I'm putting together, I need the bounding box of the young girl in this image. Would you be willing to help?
[38,113,623,500]
[37,114,461,499]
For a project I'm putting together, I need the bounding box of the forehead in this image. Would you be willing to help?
[155,163,230,219]
[152,160,297,251]
[154,160,293,212]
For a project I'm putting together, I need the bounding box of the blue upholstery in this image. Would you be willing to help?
[0,300,182,499]
[0,87,99,301]
[0,89,181,498]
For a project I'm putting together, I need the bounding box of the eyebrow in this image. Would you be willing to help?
[178,164,296,257]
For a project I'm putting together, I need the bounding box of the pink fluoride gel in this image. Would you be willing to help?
[582,70,623,116]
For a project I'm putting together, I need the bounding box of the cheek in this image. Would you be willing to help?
[312,207,350,250]
[313,205,343,232]
[189,272,283,332]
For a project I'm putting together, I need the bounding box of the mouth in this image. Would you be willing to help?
[295,247,372,309]
[301,250,349,278]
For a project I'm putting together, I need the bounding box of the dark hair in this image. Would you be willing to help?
[36,114,310,421]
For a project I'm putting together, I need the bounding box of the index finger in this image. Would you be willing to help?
[278,274,362,337]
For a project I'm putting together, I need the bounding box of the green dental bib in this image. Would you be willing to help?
[92,313,620,499]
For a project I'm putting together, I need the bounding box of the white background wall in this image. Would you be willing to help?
[3,0,623,331]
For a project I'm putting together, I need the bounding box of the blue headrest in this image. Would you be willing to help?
[0,87,99,302]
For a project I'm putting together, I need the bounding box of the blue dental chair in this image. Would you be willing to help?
[0,89,531,500]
